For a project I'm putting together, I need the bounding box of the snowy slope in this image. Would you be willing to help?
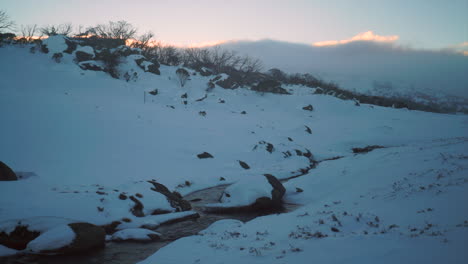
[1,42,467,262]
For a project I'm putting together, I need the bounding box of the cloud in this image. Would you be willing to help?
[219,39,468,98]
[313,31,399,47]
[447,42,468,56]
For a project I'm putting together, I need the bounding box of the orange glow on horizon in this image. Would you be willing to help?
[313,31,399,47]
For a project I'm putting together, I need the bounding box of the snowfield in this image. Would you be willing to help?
[0,39,467,263]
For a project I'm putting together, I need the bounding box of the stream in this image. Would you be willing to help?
[3,184,300,264]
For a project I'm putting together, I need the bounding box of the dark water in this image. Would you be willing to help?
[1,184,300,264]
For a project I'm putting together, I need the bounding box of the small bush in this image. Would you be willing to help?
[52,52,63,63]
[176,68,190,87]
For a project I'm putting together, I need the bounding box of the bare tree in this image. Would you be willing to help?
[20,24,38,41]
[0,10,15,33]
[40,23,73,36]
[130,31,156,56]
[176,68,190,87]
[88,21,137,40]
[159,45,180,65]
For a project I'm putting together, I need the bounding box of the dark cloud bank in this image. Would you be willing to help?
[219,40,468,101]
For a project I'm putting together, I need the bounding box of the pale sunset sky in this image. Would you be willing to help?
[2,0,467,49]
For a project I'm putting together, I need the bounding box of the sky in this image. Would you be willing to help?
[2,0,467,49]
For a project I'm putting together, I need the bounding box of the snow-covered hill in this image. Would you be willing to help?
[0,37,467,263]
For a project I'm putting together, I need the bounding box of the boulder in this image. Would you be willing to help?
[0,161,17,181]
[57,223,105,254]
[75,50,94,62]
[251,80,290,95]
[302,104,314,111]
[0,225,39,250]
[0,218,105,255]
[147,180,191,211]
[206,174,286,213]
[197,152,214,159]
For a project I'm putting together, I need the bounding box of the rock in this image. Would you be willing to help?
[251,80,290,94]
[75,50,94,62]
[57,223,105,254]
[0,161,17,181]
[135,58,160,75]
[207,174,286,213]
[129,196,144,217]
[302,104,314,111]
[0,225,40,250]
[197,152,214,159]
[262,174,286,205]
[0,219,105,255]
[79,61,104,71]
[352,145,385,154]
[147,63,160,75]
[238,160,250,170]
[216,76,239,89]
[147,180,192,211]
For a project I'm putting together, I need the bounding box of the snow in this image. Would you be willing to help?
[139,139,468,264]
[206,176,273,207]
[0,245,18,257]
[26,224,76,253]
[111,228,161,242]
[0,43,467,262]
[42,35,68,54]
[74,45,95,57]
[0,217,74,234]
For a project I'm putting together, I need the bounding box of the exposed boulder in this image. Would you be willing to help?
[302,104,314,111]
[56,223,105,254]
[79,61,104,71]
[352,145,385,154]
[135,58,160,75]
[205,174,286,213]
[252,80,290,94]
[75,50,94,62]
[0,218,105,255]
[0,225,39,250]
[0,161,17,181]
[263,174,286,206]
[197,152,214,159]
[147,180,191,211]
[216,76,240,89]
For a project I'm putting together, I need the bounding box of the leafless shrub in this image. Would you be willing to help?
[176,68,190,87]
[40,23,73,36]
[0,10,15,33]
[87,21,137,40]
[20,24,38,41]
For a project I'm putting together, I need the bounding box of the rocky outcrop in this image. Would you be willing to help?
[302,104,314,111]
[0,225,39,250]
[0,161,17,181]
[251,80,290,95]
[197,152,214,159]
[0,218,105,255]
[147,180,191,211]
[56,223,105,254]
[352,145,385,154]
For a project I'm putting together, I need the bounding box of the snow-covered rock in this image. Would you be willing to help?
[205,174,285,211]
[26,224,75,253]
